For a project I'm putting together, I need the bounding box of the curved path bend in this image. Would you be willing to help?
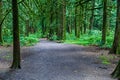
[0,39,116,80]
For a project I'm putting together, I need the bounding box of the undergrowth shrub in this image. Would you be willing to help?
[2,32,41,46]
[20,33,41,46]
[49,34,58,41]
[99,55,110,65]
[66,31,76,40]
[65,30,114,48]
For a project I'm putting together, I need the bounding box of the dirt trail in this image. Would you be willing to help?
[0,39,117,80]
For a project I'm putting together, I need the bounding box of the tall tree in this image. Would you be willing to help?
[109,0,120,54]
[0,0,3,44]
[49,0,54,39]
[62,0,66,40]
[10,0,21,69]
[74,6,80,38]
[101,0,107,45]
[26,19,29,36]
[59,0,66,40]
[112,61,120,79]
[89,0,95,32]
[111,0,120,79]
[83,4,87,34]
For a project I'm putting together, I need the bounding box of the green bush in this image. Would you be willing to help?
[66,32,76,40]
[50,34,58,41]
[65,30,114,48]
[20,33,41,46]
[2,32,41,47]
[99,55,111,65]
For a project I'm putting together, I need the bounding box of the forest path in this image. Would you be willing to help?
[0,39,116,80]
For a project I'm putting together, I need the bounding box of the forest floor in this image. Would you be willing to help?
[0,39,119,80]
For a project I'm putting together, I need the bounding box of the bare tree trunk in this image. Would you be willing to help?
[25,19,29,36]
[41,17,45,36]
[11,0,21,69]
[89,0,95,32]
[0,0,3,44]
[75,6,78,37]
[84,4,87,34]
[109,0,120,54]
[62,0,66,40]
[111,60,120,79]
[101,0,107,45]
[111,1,120,79]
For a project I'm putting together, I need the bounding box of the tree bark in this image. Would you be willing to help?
[25,19,29,36]
[109,0,120,54]
[89,0,95,32]
[11,0,21,69]
[59,0,66,40]
[48,0,54,40]
[41,17,45,36]
[75,6,79,38]
[62,0,66,40]
[111,60,120,79]
[101,0,107,45]
[111,0,120,79]
[0,0,3,44]
[84,4,87,34]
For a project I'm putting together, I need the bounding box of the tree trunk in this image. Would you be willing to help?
[111,0,120,79]
[62,0,66,40]
[80,7,84,34]
[89,0,95,33]
[25,19,29,36]
[111,60,120,79]
[109,0,120,54]
[107,0,111,35]
[0,0,3,44]
[59,0,66,40]
[101,0,107,45]
[48,1,54,40]
[75,6,79,38]
[41,17,45,36]
[11,0,21,69]
[84,4,87,34]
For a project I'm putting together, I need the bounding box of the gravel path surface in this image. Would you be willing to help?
[0,39,117,80]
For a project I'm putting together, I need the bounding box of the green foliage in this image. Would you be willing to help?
[50,34,58,41]
[65,30,101,45]
[99,55,110,65]
[3,35,13,46]
[20,33,41,46]
[65,30,114,48]
[99,55,115,65]
[80,30,101,45]
[99,31,114,48]
[2,32,41,46]
[66,32,76,40]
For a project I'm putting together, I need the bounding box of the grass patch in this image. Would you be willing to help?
[65,30,114,48]
[99,55,115,65]
[3,54,12,60]
[99,55,111,65]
